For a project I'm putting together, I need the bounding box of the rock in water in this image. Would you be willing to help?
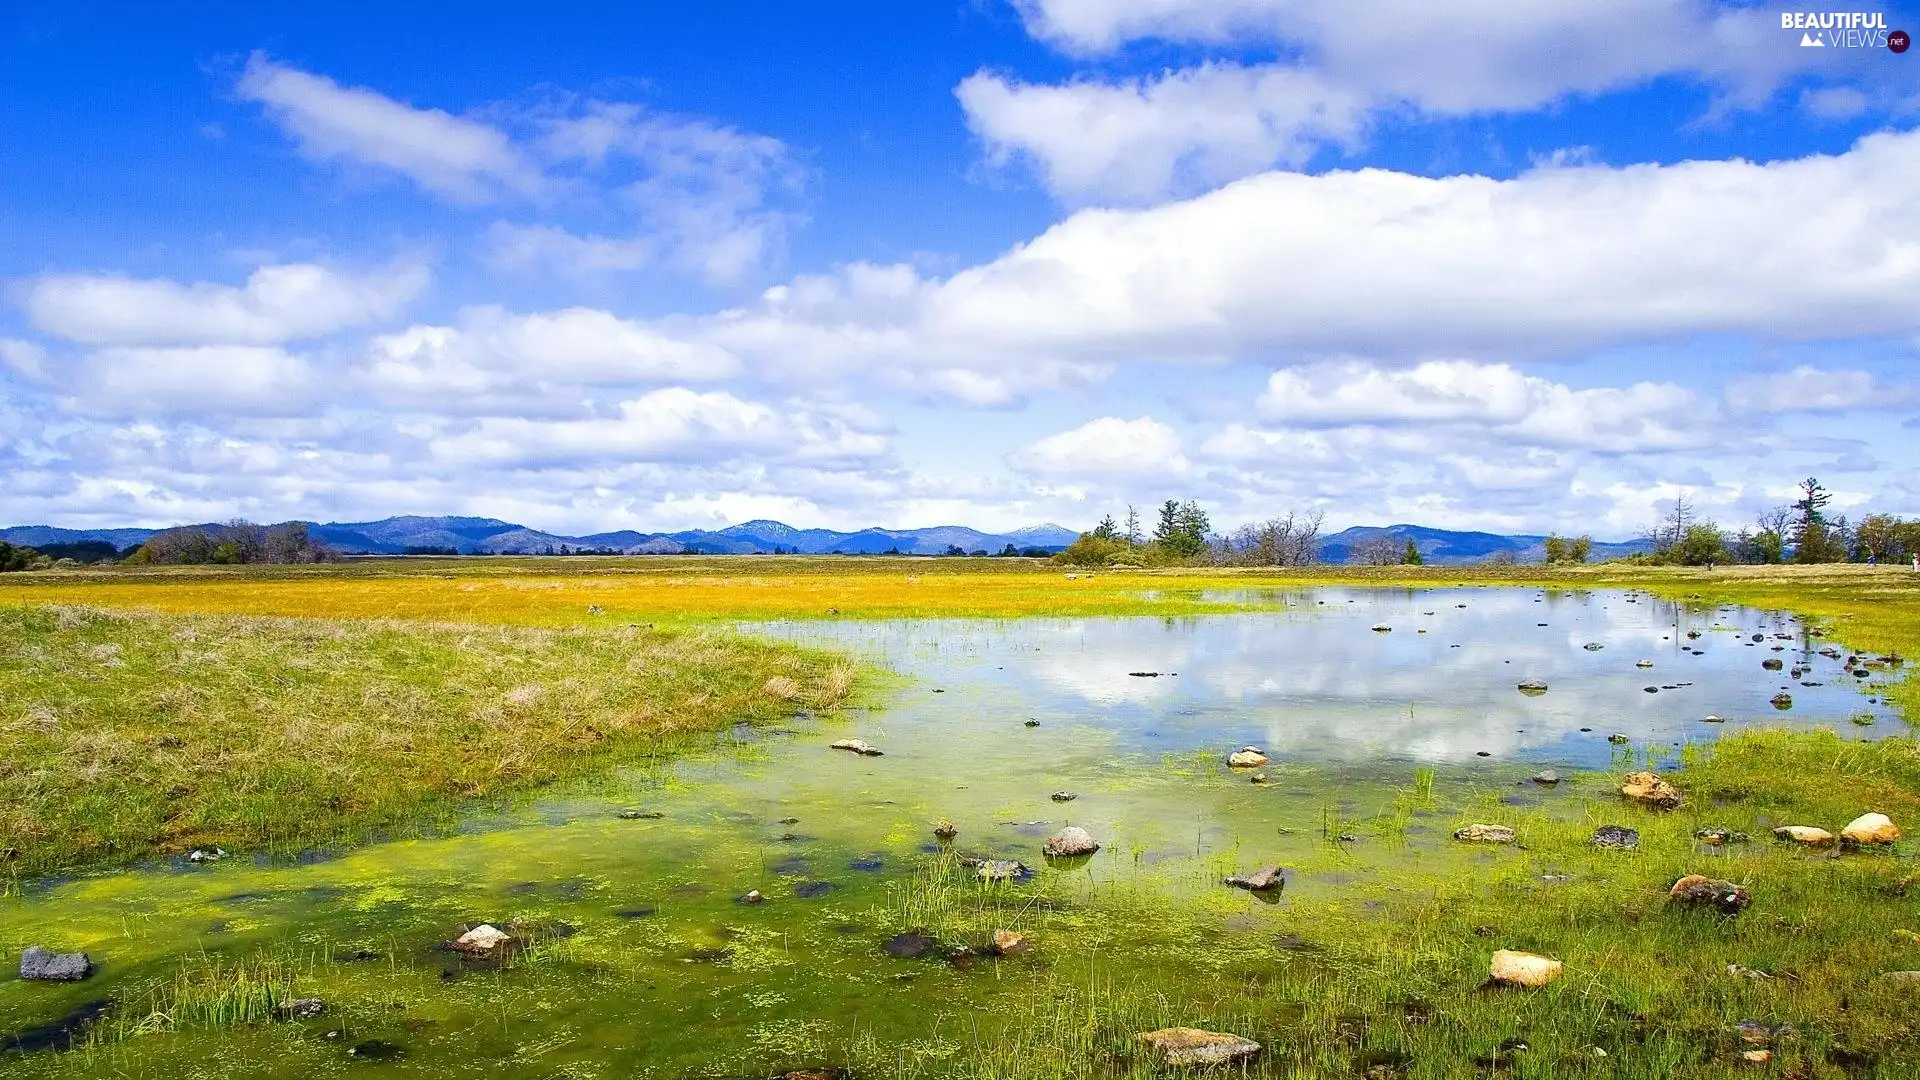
[830,739,883,756]
[281,998,326,1019]
[933,820,958,841]
[1227,746,1269,768]
[1224,866,1285,891]
[1669,875,1751,915]
[883,931,938,959]
[1842,812,1900,845]
[1050,791,1077,802]
[1490,950,1563,988]
[1620,771,1682,809]
[1453,824,1516,844]
[451,924,513,954]
[1516,680,1549,694]
[1590,824,1640,850]
[1701,715,1725,724]
[1636,660,1654,668]
[18,947,92,982]
[1371,623,1391,632]
[1762,658,1783,670]
[1583,642,1605,651]
[1770,693,1793,710]
[1772,825,1835,846]
[990,929,1028,956]
[1530,770,1561,785]
[1042,826,1100,857]
[1137,1028,1262,1067]
[972,859,1031,882]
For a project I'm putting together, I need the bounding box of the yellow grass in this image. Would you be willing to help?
[5,556,1919,629]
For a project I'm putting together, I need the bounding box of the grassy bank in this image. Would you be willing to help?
[0,605,855,875]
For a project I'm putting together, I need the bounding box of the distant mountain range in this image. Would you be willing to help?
[0,517,1651,564]
[1317,524,1652,565]
[0,516,1082,557]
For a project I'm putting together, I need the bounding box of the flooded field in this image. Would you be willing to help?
[0,587,1900,1077]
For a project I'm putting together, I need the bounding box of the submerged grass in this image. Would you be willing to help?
[0,604,857,874]
[840,734,1920,1078]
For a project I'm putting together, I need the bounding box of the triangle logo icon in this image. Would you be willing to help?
[1801,31,1825,46]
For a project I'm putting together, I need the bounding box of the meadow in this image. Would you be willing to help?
[4,557,1920,1077]
[0,604,854,874]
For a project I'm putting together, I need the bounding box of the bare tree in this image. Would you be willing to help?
[1211,510,1324,566]
[1352,535,1403,566]
[1643,493,1695,554]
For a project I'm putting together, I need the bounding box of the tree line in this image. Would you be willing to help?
[1055,500,1330,567]
[1636,478,1920,566]
[1051,479,1920,571]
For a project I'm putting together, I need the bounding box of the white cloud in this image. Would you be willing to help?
[959,64,1363,203]
[517,102,805,284]
[984,0,1814,200]
[424,388,888,470]
[236,53,541,203]
[0,339,49,381]
[1725,365,1920,414]
[360,306,740,407]
[21,262,429,347]
[1801,85,1871,120]
[1258,360,1707,452]
[1012,416,1190,477]
[695,129,1920,375]
[236,60,803,284]
[68,346,320,416]
[481,223,653,273]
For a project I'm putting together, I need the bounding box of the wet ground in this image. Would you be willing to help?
[0,587,1892,1076]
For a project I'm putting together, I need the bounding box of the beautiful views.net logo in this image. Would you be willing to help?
[1781,11,1908,50]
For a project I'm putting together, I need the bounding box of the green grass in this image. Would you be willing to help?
[835,741,1920,1077]
[0,604,857,874]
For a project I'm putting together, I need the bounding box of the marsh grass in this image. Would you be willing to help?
[8,553,1920,629]
[120,955,309,1035]
[0,605,858,874]
[842,741,1920,1078]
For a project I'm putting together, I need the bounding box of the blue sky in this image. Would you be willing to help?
[4,0,1919,538]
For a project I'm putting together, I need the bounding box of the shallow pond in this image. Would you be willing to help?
[0,587,1893,1076]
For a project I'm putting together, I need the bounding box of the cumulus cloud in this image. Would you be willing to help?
[21,262,429,347]
[1724,365,1920,414]
[702,129,1920,374]
[981,0,1817,199]
[64,346,320,417]
[0,339,50,381]
[1012,416,1190,477]
[1259,360,1710,453]
[959,64,1363,203]
[424,388,889,470]
[360,306,741,409]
